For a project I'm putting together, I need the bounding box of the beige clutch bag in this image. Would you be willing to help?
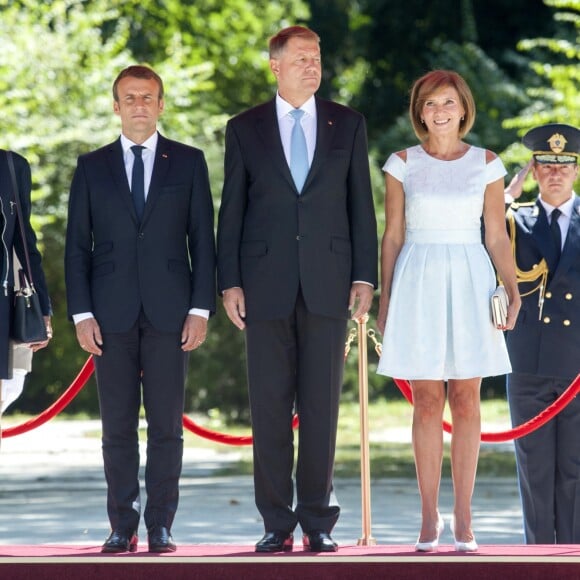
[491,285,509,328]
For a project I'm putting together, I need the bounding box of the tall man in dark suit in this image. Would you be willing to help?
[65,66,216,553]
[217,26,378,553]
[505,123,580,543]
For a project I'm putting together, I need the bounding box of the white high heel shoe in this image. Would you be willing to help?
[451,517,478,552]
[415,514,445,552]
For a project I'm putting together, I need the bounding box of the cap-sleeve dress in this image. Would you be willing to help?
[377,145,511,380]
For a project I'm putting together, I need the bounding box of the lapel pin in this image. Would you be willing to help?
[162,153,168,158]
[328,121,333,126]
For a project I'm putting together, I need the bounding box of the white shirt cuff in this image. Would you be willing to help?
[353,281,374,287]
[74,309,210,324]
[73,312,94,324]
[189,308,210,320]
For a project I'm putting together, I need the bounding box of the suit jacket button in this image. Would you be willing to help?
[138,232,144,238]
[296,235,300,241]
[545,291,552,299]
[543,316,551,324]
[563,319,571,326]
[565,293,573,300]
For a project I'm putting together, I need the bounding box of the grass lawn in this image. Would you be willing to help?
[5,397,515,478]
[187,398,517,478]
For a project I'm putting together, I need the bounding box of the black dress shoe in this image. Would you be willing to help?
[303,530,338,552]
[255,530,294,552]
[148,525,176,553]
[101,529,138,553]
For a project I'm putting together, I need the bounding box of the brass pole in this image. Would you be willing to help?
[356,314,376,546]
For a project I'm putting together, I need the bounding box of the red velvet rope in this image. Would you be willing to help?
[183,414,299,446]
[2,355,579,445]
[2,356,95,438]
[0,355,291,445]
[393,375,580,442]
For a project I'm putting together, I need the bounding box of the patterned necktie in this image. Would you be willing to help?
[289,109,308,193]
[550,208,562,262]
[131,145,145,220]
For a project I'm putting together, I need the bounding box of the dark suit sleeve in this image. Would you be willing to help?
[217,120,247,294]
[187,150,217,313]
[346,116,378,288]
[11,153,52,315]
[65,156,94,318]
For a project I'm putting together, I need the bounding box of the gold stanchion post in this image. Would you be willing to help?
[356,314,376,546]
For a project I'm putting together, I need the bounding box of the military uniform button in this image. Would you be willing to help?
[565,293,573,300]
[563,320,571,326]
[545,291,552,299]
[543,316,551,324]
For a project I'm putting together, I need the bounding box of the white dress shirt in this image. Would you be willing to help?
[73,131,208,324]
[276,93,317,169]
[539,193,576,250]
[120,132,157,199]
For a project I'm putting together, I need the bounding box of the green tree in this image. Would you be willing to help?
[0,0,308,420]
[0,0,136,413]
[502,0,580,194]
[321,0,556,144]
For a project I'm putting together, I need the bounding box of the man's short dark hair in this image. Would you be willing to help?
[112,65,164,101]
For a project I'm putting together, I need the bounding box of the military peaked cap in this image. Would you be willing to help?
[522,123,579,164]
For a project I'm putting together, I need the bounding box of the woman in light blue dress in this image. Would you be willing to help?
[376,71,520,552]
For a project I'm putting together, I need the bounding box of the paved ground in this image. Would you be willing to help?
[0,419,525,547]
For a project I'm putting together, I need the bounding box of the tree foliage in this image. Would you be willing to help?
[501,0,580,195]
[0,0,308,419]
[0,0,577,420]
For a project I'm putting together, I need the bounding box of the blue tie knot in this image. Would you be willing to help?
[290,108,305,121]
[131,145,144,158]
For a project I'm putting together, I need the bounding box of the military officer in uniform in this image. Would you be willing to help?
[505,123,580,544]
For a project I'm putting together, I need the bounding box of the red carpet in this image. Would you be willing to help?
[2,544,580,579]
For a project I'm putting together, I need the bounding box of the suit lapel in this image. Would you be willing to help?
[531,200,560,275]
[254,98,338,194]
[254,100,296,190]
[552,196,580,282]
[107,139,138,223]
[303,97,336,192]
[142,134,171,224]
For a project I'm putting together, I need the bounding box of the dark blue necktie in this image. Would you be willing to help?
[550,208,562,262]
[131,145,145,220]
[289,109,308,193]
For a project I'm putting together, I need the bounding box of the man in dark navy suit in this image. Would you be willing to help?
[217,26,377,553]
[505,123,580,544]
[65,66,216,553]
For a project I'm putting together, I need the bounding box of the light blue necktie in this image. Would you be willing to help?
[289,109,308,193]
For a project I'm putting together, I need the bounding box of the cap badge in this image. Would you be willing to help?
[548,133,567,154]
